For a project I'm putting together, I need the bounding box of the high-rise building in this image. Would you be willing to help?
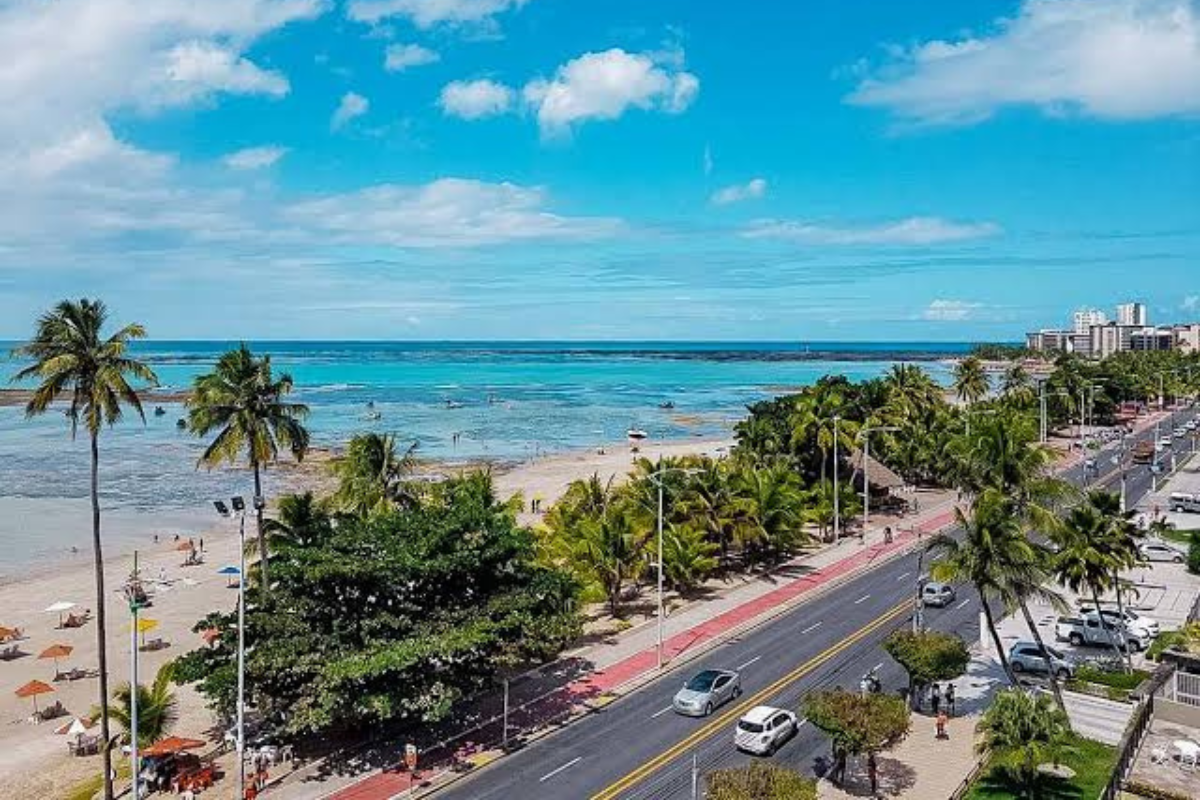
[1072,308,1108,334]
[1115,302,1147,326]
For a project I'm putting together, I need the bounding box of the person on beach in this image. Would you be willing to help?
[945,682,955,716]
[884,526,893,544]
[930,683,941,715]
[936,709,948,740]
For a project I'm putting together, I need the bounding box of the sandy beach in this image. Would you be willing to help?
[0,435,729,799]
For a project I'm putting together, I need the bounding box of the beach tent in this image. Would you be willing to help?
[15,679,55,713]
[44,601,76,628]
[38,643,74,676]
[142,736,207,757]
[217,565,241,588]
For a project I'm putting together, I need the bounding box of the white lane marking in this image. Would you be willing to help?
[796,718,808,729]
[539,757,582,782]
[650,706,673,719]
[895,571,911,582]
[854,594,870,604]
[873,662,884,672]
[801,622,823,634]
[956,598,971,610]
[737,655,761,671]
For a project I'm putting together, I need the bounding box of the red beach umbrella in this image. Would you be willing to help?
[142,736,207,757]
[15,679,55,713]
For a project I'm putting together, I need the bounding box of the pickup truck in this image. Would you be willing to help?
[1131,441,1155,464]
[1055,615,1152,652]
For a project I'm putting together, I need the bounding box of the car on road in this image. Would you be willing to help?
[673,669,742,717]
[1170,492,1200,514]
[1009,641,1074,679]
[734,705,798,755]
[1157,437,1173,450]
[921,581,956,608]
[1139,541,1185,563]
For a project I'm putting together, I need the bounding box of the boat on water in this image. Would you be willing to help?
[153,406,166,417]
[445,400,464,409]
[627,429,649,441]
[658,401,675,410]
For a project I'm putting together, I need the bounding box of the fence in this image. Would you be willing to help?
[947,753,989,800]
[1099,690,1155,800]
[1162,669,1200,707]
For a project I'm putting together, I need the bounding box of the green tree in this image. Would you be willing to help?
[263,492,334,550]
[12,299,157,800]
[661,523,718,594]
[883,630,970,710]
[575,505,647,617]
[731,462,810,559]
[187,344,310,600]
[706,763,817,800]
[103,662,179,748]
[1000,363,1036,407]
[331,432,418,515]
[1088,489,1144,671]
[975,689,1074,798]
[953,356,989,406]
[805,689,910,796]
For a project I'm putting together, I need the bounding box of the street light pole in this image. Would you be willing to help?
[1039,380,1048,444]
[236,507,246,798]
[656,477,664,670]
[124,552,142,800]
[859,425,899,532]
[833,416,840,541]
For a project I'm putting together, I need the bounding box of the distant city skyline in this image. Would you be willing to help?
[1,0,1198,340]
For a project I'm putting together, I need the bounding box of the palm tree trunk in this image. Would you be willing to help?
[1091,587,1128,672]
[980,591,1018,686]
[1019,601,1069,721]
[1112,569,1135,673]
[91,431,114,800]
[253,461,269,602]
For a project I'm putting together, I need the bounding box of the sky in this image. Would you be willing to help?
[1,0,1199,341]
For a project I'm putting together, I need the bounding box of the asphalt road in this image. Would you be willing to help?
[436,410,1195,800]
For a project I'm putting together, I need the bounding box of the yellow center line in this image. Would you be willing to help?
[590,600,913,800]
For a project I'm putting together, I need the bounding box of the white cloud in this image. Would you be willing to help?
[848,0,1200,126]
[348,0,530,28]
[711,178,767,206]
[922,300,983,322]
[522,48,700,135]
[222,145,288,170]
[744,216,1001,246]
[384,43,440,72]
[161,40,289,102]
[331,92,370,129]
[283,178,622,247]
[439,79,514,119]
[1183,295,1199,311]
[703,145,713,176]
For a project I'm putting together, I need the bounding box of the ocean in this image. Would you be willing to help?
[0,341,968,572]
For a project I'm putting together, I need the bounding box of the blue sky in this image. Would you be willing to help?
[1,0,1198,340]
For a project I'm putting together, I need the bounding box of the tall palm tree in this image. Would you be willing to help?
[976,689,1073,796]
[104,662,179,748]
[1088,489,1143,672]
[12,299,156,800]
[187,344,309,600]
[1000,363,1036,407]
[576,506,646,616]
[953,356,989,407]
[263,491,334,550]
[1050,502,1128,670]
[331,432,418,516]
[661,523,719,594]
[731,463,809,558]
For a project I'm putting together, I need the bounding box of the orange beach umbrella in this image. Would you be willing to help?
[15,679,55,713]
[142,735,206,757]
[38,644,74,675]
[0,625,16,642]
[176,541,195,552]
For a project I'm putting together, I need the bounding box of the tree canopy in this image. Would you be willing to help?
[706,763,817,800]
[883,629,970,704]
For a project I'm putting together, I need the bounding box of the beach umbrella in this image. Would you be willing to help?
[56,716,91,736]
[15,679,54,714]
[217,565,240,588]
[44,601,76,628]
[132,617,159,647]
[0,625,16,642]
[38,643,74,676]
[141,736,206,757]
[200,628,221,646]
[176,541,194,552]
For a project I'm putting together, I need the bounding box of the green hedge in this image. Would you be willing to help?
[964,735,1116,800]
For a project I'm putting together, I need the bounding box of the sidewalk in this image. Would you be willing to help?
[276,500,959,800]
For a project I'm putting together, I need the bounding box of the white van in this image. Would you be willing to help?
[1170,492,1200,514]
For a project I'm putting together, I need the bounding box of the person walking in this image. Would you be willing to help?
[945,682,956,717]
[936,709,949,740]
[930,683,941,716]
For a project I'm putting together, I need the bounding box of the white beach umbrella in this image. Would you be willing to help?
[66,717,89,737]
[44,601,76,628]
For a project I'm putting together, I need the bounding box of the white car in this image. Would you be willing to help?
[1139,541,1185,563]
[1157,437,1173,450]
[1082,606,1160,637]
[734,705,798,755]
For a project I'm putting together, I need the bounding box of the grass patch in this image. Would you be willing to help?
[1067,665,1150,701]
[964,735,1116,800]
[1157,528,1198,547]
[64,760,131,800]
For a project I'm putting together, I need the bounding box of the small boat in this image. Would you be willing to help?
[658,401,675,410]
[153,406,166,417]
[364,411,382,421]
[175,419,186,430]
[445,400,464,409]
[627,429,649,441]
[365,400,375,410]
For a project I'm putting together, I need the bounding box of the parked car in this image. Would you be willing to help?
[921,581,956,608]
[1009,641,1074,679]
[1139,541,1185,563]
[734,705,798,755]
[1081,606,1160,637]
[1056,615,1151,652]
[1156,437,1173,450]
[1170,492,1200,514]
[673,669,741,717]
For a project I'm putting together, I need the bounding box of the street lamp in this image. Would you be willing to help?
[645,466,700,669]
[833,416,841,541]
[858,425,898,531]
[121,553,147,800]
[214,495,261,798]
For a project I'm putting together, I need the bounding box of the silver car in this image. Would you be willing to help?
[1009,641,1073,679]
[1139,541,1185,563]
[673,669,741,717]
[921,581,956,608]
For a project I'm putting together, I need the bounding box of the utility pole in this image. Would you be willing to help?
[656,477,664,670]
[833,415,840,541]
[123,552,144,800]
[1039,380,1048,443]
[502,678,509,749]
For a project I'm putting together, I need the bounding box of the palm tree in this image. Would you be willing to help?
[1050,502,1128,670]
[187,344,309,600]
[104,662,179,748]
[12,299,157,800]
[953,356,989,407]
[975,689,1073,797]
[1088,489,1143,671]
[678,457,739,559]
[331,432,418,516]
[576,506,646,616]
[955,411,1071,515]
[1001,363,1036,407]
[263,492,334,550]
[661,523,719,594]
[731,463,809,559]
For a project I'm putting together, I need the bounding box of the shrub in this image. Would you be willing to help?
[706,763,817,800]
[1187,531,1200,575]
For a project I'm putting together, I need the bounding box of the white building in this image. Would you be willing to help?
[1072,308,1108,335]
[1116,302,1147,326]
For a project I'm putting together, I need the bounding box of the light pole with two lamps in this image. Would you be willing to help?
[645,465,700,669]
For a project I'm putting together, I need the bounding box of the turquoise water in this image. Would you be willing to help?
[0,341,963,565]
